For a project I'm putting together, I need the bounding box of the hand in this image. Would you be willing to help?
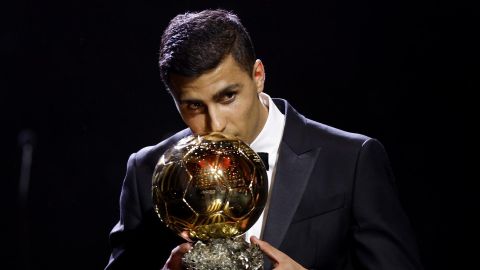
[251,236,306,270]
[162,242,192,270]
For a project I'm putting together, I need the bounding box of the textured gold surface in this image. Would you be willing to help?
[152,132,268,241]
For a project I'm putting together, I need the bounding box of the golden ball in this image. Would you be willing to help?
[152,132,268,241]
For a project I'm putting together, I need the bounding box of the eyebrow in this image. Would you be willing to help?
[179,83,242,104]
[212,83,241,101]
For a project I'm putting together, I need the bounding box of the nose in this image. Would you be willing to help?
[206,107,226,133]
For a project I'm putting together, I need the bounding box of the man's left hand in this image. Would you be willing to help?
[251,236,307,270]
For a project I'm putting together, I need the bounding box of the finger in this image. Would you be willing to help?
[180,231,193,242]
[250,236,285,264]
[165,243,192,270]
[171,242,192,258]
[251,237,307,270]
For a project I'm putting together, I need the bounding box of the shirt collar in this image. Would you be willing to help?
[249,93,286,159]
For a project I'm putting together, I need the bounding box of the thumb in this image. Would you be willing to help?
[250,236,282,265]
[164,242,192,270]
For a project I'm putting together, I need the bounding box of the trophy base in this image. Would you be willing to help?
[183,236,263,270]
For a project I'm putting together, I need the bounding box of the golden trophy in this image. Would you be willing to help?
[152,132,268,270]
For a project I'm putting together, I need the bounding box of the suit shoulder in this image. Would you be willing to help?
[132,129,191,168]
[304,118,371,149]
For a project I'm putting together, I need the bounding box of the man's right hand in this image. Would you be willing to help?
[162,243,192,270]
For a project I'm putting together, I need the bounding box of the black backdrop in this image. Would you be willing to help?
[1,0,474,269]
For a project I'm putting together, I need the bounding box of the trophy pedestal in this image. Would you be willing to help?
[183,236,263,270]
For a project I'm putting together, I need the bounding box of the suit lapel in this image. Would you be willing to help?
[262,99,321,250]
[262,142,320,248]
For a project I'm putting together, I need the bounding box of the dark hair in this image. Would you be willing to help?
[159,9,256,91]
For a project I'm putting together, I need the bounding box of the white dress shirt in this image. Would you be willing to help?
[245,93,286,241]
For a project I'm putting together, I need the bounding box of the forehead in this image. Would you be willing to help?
[170,55,250,99]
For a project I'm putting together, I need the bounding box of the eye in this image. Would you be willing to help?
[220,91,236,103]
[187,102,204,111]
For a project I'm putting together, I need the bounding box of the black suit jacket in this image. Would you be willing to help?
[106,99,423,270]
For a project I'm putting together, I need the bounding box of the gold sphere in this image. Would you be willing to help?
[152,132,268,241]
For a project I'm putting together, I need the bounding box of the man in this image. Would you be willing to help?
[106,9,423,270]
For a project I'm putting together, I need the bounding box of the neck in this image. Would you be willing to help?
[248,95,269,144]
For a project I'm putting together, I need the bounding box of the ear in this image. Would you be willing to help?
[252,59,266,94]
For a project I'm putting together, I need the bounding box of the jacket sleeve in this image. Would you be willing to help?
[351,139,423,270]
[105,153,180,270]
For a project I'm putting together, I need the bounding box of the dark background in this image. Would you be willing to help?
[1,0,475,269]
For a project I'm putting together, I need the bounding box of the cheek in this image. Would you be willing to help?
[229,98,256,129]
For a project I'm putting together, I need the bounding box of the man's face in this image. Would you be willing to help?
[169,54,268,144]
